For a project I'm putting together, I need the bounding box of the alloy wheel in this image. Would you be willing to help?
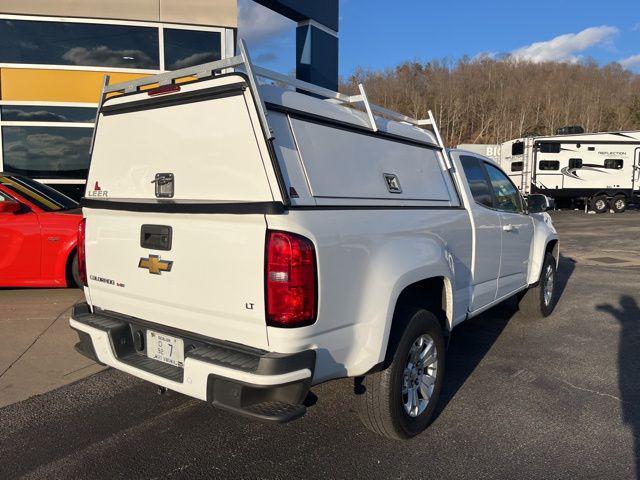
[543,264,554,307]
[402,334,438,417]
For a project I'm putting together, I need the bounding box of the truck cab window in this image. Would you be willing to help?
[511,161,524,172]
[460,156,494,208]
[484,163,523,213]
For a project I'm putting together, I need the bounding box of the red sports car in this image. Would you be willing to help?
[0,174,83,288]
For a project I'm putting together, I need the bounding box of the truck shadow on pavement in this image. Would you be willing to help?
[438,254,576,415]
[597,295,640,479]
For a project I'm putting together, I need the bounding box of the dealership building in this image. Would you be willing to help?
[0,0,236,198]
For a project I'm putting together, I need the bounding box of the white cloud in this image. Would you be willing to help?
[619,54,640,70]
[510,26,619,63]
[472,51,497,61]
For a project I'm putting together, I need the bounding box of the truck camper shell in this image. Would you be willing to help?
[86,41,461,215]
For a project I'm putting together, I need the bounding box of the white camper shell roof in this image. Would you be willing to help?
[97,41,443,150]
[90,41,460,209]
[259,85,439,147]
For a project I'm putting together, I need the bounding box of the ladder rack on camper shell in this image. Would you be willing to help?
[92,40,454,172]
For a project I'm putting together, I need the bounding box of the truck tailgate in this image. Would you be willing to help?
[83,74,281,350]
[85,209,270,349]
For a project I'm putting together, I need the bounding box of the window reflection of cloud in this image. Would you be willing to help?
[62,45,155,69]
[4,130,91,169]
[3,109,70,122]
[168,51,217,70]
[17,40,38,50]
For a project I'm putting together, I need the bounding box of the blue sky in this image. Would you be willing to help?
[238,0,640,77]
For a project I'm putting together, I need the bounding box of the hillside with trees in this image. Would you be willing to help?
[342,58,640,146]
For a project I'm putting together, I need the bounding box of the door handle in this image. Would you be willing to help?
[140,224,172,251]
[503,224,514,232]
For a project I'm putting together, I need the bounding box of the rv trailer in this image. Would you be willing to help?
[499,131,640,212]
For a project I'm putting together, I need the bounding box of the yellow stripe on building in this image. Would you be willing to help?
[0,68,151,103]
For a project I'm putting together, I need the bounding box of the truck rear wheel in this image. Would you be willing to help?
[590,195,608,214]
[611,195,627,213]
[356,308,445,440]
[518,253,557,318]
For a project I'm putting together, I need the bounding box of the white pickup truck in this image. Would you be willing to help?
[70,48,559,440]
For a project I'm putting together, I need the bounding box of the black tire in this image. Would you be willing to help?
[70,252,83,288]
[590,195,608,214]
[610,195,627,213]
[518,253,557,318]
[356,309,445,440]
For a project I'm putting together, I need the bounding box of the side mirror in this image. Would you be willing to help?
[528,194,551,214]
[0,200,21,214]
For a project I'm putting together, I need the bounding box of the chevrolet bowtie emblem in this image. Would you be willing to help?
[138,254,173,275]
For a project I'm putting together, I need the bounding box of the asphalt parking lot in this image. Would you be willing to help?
[1,210,639,479]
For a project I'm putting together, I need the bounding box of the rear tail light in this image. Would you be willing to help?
[77,218,87,286]
[266,231,317,327]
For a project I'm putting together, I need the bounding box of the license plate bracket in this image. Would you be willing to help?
[146,330,184,368]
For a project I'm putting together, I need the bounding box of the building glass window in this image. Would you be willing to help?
[0,19,159,69]
[539,160,560,171]
[1,126,92,179]
[604,159,623,169]
[1,105,97,123]
[163,28,222,70]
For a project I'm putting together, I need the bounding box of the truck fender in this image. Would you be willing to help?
[527,212,559,285]
[355,235,459,370]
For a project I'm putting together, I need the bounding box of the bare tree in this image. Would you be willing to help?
[342,58,640,146]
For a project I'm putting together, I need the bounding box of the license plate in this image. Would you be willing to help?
[146,330,184,368]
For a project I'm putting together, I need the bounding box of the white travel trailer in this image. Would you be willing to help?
[499,131,640,212]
